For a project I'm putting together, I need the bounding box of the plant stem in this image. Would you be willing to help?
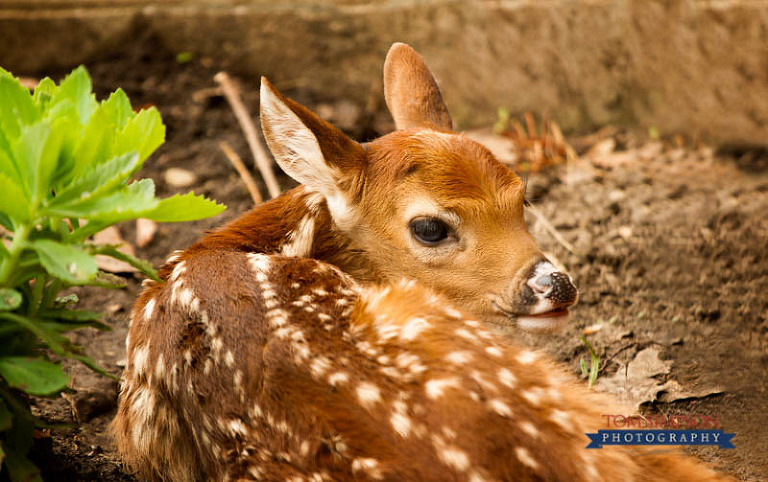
[0,223,29,287]
[28,274,47,316]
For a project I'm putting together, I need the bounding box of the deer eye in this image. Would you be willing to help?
[409,217,450,246]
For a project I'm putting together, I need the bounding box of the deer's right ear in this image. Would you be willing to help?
[259,77,365,198]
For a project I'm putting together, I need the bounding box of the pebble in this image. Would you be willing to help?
[164,167,197,188]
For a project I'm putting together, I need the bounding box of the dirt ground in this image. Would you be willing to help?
[17,37,768,481]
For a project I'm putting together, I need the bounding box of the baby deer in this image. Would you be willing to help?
[116,253,726,480]
[114,44,726,480]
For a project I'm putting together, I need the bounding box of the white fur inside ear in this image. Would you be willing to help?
[260,82,340,195]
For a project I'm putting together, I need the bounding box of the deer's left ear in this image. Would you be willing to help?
[383,43,453,132]
[259,77,366,199]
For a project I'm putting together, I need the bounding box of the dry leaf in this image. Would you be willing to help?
[93,226,138,273]
[596,347,725,410]
[586,138,616,157]
[164,167,197,188]
[596,347,673,411]
[135,218,158,248]
[583,323,604,335]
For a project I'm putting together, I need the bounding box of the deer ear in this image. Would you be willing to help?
[259,77,365,197]
[383,43,453,132]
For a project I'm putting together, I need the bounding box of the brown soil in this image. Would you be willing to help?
[15,37,768,481]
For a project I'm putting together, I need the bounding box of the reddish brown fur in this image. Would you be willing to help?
[116,254,728,481]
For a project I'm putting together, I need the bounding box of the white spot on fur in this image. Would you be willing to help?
[267,309,289,328]
[498,368,517,388]
[521,387,547,407]
[351,458,383,480]
[247,253,272,274]
[224,350,235,367]
[515,446,540,470]
[445,351,473,365]
[390,412,412,438]
[443,306,463,319]
[485,346,503,358]
[356,382,382,407]
[153,353,165,381]
[432,435,471,472]
[400,317,430,341]
[143,298,156,322]
[132,346,149,376]
[169,261,186,282]
[426,378,461,400]
[282,214,316,257]
[488,399,513,417]
[454,328,477,342]
[310,356,332,379]
[549,409,576,433]
[229,419,247,436]
[517,350,538,365]
[519,420,540,439]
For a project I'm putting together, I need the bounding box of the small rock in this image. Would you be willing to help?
[74,386,118,421]
[106,303,123,315]
[136,218,159,248]
[586,138,616,157]
[617,226,633,240]
[165,167,197,188]
[116,358,127,368]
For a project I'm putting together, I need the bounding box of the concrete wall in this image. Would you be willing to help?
[1,0,767,144]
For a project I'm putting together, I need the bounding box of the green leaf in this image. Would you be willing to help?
[32,77,57,111]
[114,107,165,162]
[11,121,63,205]
[145,192,226,222]
[50,152,141,207]
[0,288,22,311]
[36,318,111,333]
[54,294,78,305]
[52,66,97,126]
[0,212,13,232]
[30,240,98,284]
[0,127,22,186]
[3,445,42,482]
[85,271,127,289]
[101,88,133,130]
[87,243,160,281]
[38,308,101,323]
[70,104,115,177]
[45,178,158,223]
[0,173,30,222]
[0,357,70,396]
[0,74,40,138]
[0,398,11,432]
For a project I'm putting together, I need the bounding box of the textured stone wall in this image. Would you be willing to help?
[1,0,767,144]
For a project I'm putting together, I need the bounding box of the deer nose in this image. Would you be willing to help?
[527,262,578,308]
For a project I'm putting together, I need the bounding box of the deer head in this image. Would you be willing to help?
[260,43,577,332]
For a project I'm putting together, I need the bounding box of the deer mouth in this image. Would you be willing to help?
[492,301,571,333]
[514,308,570,333]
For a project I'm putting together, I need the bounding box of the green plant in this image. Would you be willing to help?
[579,336,600,388]
[0,66,225,480]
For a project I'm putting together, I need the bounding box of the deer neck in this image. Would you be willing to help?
[182,186,382,282]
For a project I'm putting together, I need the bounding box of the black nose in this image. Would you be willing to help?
[529,271,578,307]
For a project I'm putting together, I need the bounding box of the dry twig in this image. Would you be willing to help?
[527,204,576,254]
[214,72,281,199]
[219,141,263,204]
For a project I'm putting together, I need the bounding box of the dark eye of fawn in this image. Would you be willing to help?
[410,218,449,245]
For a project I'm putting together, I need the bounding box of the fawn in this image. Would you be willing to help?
[114,44,727,480]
